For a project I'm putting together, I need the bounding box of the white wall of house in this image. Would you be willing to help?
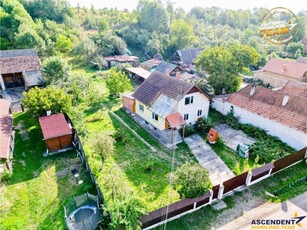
[212,97,307,150]
[175,92,210,125]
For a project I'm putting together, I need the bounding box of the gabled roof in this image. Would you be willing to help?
[261,58,307,79]
[132,71,195,106]
[166,113,185,128]
[226,85,307,134]
[39,113,72,140]
[279,81,307,99]
[0,49,41,75]
[0,99,12,159]
[176,48,203,65]
[140,58,162,70]
[154,61,178,74]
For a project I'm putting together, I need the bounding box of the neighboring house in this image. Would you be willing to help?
[39,113,73,155]
[127,71,210,130]
[0,99,14,172]
[104,55,139,68]
[170,48,203,65]
[140,58,162,71]
[0,49,43,91]
[212,83,307,150]
[125,67,151,84]
[154,61,182,76]
[254,58,307,87]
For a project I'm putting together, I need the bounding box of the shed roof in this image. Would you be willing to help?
[140,58,162,70]
[0,99,12,159]
[39,113,72,140]
[166,113,185,128]
[105,55,138,62]
[132,71,195,106]
[0,49,41,75]
[154,61,178,74]
[126,67,151,80]
[261,58,307,79]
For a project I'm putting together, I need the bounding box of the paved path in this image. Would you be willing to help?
[218,191,307,230]
[215,124,256,151]
[184,134,235,185]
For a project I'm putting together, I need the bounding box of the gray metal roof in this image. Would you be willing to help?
[0,49,37,58]
[177,48,203,65]
[154,61,178,74]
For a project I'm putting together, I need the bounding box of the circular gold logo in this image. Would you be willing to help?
[260,7,299,45]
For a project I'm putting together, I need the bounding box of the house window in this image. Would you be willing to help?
[139,104,144,112]
[152,112,158,121]
[197,110,202,117]
[185,96,194,105]
[184,113,189,121]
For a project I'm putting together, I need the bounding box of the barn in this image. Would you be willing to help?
[39,113,73,155]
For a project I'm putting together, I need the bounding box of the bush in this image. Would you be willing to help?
[225,110,240,130]
[179,124,196,137]
[195,117,213,134]
[173,162,212,198]
[0,170,12,181]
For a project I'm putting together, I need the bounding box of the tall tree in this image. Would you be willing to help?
[42,56,70,85]
[106,69,132,96]
[170,19,197,50]
[22,87,72,116]
[137,0,169,34]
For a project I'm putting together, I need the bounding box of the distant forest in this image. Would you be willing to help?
[1,0,306,65]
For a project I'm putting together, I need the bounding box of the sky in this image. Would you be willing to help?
[68,0,306,13]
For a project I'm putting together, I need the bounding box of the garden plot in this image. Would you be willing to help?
[214,123,256,151]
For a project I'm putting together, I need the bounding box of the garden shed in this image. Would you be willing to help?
[39,113,73,154]
[122,92,135,114]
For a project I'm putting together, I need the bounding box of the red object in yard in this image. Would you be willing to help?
[207,128,219,144]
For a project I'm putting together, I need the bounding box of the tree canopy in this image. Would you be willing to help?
[106,69,132,96]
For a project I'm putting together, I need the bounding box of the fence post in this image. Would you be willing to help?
[245,172,252,186]
[217,184,224,200]
[193,202,197,209]
[209,189,213,204]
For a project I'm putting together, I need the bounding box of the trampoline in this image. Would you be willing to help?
[64,193,101,230]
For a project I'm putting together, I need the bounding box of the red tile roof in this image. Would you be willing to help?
[38,113,72,140]
[227,85,307,134]
[0,99,12,159]
[279,81,307,99]
[261,58,307,79]
[166,113,185,128]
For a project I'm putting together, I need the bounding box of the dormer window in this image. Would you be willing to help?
[185,96,194,105]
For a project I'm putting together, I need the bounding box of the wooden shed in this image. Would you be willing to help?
[39,113,73,153]
[122,92,135,114]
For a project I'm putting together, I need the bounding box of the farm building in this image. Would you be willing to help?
[0,99,14,172]
[254,58,307,87]
[0,49,43,91]
[104,55,139,68]
[122,92,135,114]
[153,61,182,76]
[212,82,307,150]
[170,48,203,65]
[125,67,151,84]
[140,58,162,70]
[39,113,73,155]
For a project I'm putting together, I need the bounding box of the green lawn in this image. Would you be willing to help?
[160,161,307,230]
[0,112,94,230]
[77,74,197,212]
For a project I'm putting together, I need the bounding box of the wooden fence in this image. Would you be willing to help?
[141,147,307,229]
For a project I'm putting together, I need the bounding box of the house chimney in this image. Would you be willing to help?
[166,69,171,76]
[250,84,256,96]
[283,64,287,72]
[176,71,181,79]
[282,93,289,106]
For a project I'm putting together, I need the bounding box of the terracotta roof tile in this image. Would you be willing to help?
[227,85,307,134]
[166,113,185,128]
[38,113,72,140]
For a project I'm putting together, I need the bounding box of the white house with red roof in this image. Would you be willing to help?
[212,82,307,150]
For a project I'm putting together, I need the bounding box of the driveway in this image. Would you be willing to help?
[218,191,307,230]
[214,124,256,151]
[184,134,235,185]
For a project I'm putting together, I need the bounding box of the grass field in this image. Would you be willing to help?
[0,112,94,230]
